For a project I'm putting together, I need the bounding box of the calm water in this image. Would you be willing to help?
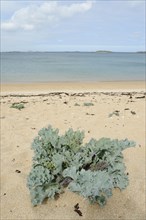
[1,52,145,83]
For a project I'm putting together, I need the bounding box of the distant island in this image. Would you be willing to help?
[96,50,113,53]
[137,51,146,53]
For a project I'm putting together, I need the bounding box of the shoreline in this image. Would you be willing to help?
[1,81,145,95]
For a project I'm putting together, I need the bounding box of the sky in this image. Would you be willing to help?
[1,0,145,52]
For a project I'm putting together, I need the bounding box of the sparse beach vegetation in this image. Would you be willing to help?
[10,102,25,110]
[27,125,136,206]
[83,102,94,106]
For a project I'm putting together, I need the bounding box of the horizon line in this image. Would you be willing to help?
[1,50,146,53]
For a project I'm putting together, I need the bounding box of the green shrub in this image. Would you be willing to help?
[83,102,94,106]
[10,103,25,110]
[27,125,136,206]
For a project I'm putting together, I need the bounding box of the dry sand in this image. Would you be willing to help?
[1,81,145,93]
[0,81,145,220]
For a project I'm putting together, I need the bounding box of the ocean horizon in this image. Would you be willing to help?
[1,52,145,83]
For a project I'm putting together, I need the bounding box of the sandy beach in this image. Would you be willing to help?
[1,81,145,93]
[1,81,145,220]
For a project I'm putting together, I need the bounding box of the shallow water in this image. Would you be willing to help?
[1,52,145,83]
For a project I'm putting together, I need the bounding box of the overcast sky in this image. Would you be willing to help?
[1,0,145,52]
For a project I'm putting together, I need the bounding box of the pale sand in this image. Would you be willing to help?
[1,81,145,219]
[1,81,145,94]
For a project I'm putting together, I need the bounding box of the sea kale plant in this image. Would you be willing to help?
[27,125,136,206]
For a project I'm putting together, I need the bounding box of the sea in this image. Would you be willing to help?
[1,52,145,83]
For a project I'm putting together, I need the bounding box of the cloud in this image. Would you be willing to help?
[1,1,93,31]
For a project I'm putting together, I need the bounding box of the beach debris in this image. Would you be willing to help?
[135,96,145,99]
[60,177,73,187]
[90,161,109,171]
[3,193,6,196]
[20,101,28,104]
[71,93,85,97]
[10,102,25,110]
[12,158,15,162]
[0,116,5,119]
[74,208,83,216]
[15,170,21,173]
[1,91,145,99]
[74,103,80,106]
[129,95,133,99]
[108,110,120,117]
[74,203,79,210]
[31,127,36,130]
[83,102,94,106]
[131,111,136,115]
[86,113,95,116]
[63,101,68,104]
[74,203,83,216]
[124,108,129,110]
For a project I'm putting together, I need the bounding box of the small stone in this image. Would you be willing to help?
[0,116,5,119]
[131,111,136,115]
[15,170,21,173]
